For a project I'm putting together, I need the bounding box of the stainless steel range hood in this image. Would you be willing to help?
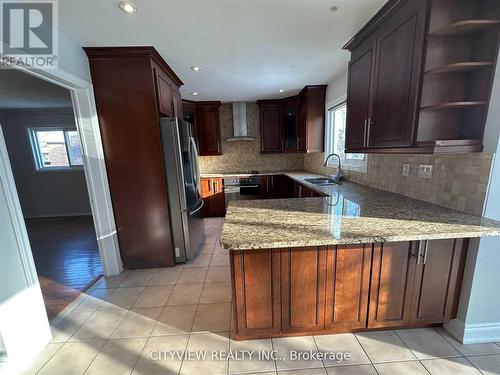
[225,102,256,142]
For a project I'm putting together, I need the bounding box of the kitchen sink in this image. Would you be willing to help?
[304,177,338,186]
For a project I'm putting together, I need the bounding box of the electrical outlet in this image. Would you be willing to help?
[419,164,433,179]
[175,247,180,257]
[402,163,410,177]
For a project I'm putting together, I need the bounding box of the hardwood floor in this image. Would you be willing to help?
[25,216,103,320]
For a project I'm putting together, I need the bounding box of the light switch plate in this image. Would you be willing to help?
[402,163,410,177]
[419,164,433,179]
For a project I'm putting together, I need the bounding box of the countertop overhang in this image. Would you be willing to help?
[219,172,500,250]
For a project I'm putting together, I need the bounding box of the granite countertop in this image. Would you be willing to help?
[220,171,500,250]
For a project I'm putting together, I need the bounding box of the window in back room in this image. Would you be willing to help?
[28,128,84,170]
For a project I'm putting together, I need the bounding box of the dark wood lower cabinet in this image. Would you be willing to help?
[368,242,416,329]
[281,247,327,334]
[325,244,372,332]
[231,250,281,339]
[231,239,468,340]
[409,239,467,326]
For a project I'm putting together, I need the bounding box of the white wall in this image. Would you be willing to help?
[326,70,348,103]
[0,109,92,218]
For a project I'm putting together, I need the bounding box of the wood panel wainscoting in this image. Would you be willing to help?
[230,239,467,340]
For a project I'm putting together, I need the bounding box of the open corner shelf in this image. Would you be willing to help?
[425,62,494,74]
[420,101,486,111]
[429,19,500,36]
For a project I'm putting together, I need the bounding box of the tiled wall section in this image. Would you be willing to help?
[305,152,493,216]
[199,103,304,173]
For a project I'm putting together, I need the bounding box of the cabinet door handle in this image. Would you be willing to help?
[417,241,424,264]
[363,119,368,147]
[366,118,372,147]
[423,240,429,264]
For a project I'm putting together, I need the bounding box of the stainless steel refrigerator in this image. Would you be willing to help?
[160,117,205,262]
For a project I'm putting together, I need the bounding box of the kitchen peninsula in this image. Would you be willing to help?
[220,173,500,340]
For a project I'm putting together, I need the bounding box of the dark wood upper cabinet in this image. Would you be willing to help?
[193,101,222,156]
[344,0,500,154]
[346,45,374,149]
[84,46,183,269]
[258,85,327,154]
[260,103,282,153]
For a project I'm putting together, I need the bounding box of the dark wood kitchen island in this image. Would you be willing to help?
[220,175,500,340]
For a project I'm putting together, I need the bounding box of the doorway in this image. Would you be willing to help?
[0,69,103,319]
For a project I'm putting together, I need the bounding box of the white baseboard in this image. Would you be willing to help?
[444,319,500,344]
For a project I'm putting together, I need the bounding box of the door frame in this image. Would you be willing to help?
[0,64,123,277]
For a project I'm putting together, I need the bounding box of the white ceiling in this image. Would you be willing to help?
[59,0,386,102]
[0,69,72,109]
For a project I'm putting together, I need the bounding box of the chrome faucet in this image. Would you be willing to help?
[324,153,344,183]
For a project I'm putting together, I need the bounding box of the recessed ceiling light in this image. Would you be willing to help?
[279,89,285,93]
[190,66,202,72]
[330,5,339,12]
[119,1,137,14]
[191,92,199,96]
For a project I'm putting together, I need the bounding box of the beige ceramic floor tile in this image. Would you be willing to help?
[273,336,323,370]
[278,369,326,375]
[70,307,127,341]
[210,254,230,267]
[73,288,115,312]
[314,333,370,367]
[355,330,416,363]
[179,332,230,375]
[148,267,182,286]
[374,361,429,375]
[152,304,198,336]
[200,282,232,304]
[466,354,500,375]
[111,307,162,338]
[85,338,147,375]
[120,270,156,287]
[200,244,215,255]
[228,337,275,374]
[436,327,500,356]
[132,334,190,375]
[167,283,203,305]
[325,364,377,374]
[177,267,208,284]
[20,343,63,375]
[421,357,482,374]
[396,328,461,359]
[185,255,212,268]
[101,287,144,309]
[133,286,173,308]
[50,310,94,342]
[37,340,106,375]
[206,266,231,283]
[98,272,129,288]
[192,302,232,332]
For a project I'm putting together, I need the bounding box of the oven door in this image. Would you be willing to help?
[225,184,261,208]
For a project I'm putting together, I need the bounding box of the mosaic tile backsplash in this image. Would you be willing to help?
[199,102,493,216]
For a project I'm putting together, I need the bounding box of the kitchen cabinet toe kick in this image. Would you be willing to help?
[230,239,467,340]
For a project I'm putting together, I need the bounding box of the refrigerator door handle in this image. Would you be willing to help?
[188,198,204,216]
[189,136,201,196]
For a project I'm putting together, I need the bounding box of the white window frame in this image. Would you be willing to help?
[324,94,368,174]
[28,127,84,172]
